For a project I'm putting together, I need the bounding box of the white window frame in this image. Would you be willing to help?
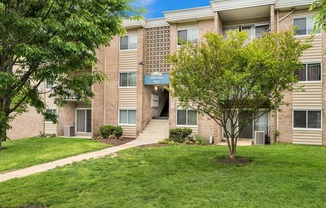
[118,71,137,88]
[75,108,92,133]
[293,110,322,130]
[222,110,270,139]
[176,109,198,127]
[223,23,270,40]
[118,109,137,126]
[177,27,199,46]
[119,33,138,51]
[293,15,321,36]
[45,80,57,90]
[296,62,322,83]
[45,108,57,124]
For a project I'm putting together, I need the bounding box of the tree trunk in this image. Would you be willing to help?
[0,125,7,151]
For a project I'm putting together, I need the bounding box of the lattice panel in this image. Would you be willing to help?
[145,26,170,75]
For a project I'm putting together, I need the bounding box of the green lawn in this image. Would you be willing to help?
[0,137,110,173]
[1,144,326,207]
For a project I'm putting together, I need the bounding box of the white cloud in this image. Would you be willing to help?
[137,0,156,7]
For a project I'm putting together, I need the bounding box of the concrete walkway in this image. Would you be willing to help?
[0,137,159,183]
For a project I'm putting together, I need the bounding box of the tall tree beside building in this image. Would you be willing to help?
[169,31,310,159]
[0,0,139,148]
[311,0,326,38]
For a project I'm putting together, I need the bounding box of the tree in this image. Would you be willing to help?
[311,1,326,39]
[169,31,310,159]
[0,0,139,149]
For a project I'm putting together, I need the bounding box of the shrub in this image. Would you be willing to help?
[99,125,123,139]
[169,128,192,143]
[113,127,123,139]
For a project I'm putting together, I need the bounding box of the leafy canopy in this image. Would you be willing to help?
[0,0,139,142]
[169,31,310,158]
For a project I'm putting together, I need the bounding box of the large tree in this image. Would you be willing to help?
[169,31,310,159]
[311,0,326,40]
[0,0,138,148]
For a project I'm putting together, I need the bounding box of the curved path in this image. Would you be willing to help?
[0,137,159,183]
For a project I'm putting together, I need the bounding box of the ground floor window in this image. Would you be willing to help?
[177,109,197,126]
[45,109,57,123]
[76,109,92,133]
[224,111,269,139]
[119,110,136,125]
[293,110,321,129]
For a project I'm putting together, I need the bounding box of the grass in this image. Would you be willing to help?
[0,137,110,173]
[1,144,326,207]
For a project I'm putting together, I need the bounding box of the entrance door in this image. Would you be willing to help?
[76,109,92,133]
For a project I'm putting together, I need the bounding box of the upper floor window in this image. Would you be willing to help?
[119,72,137,87]
[45,80,57,89]
[178,29,199,45]
[223,24,269,40]
[293,17,321,35]
[120,34,137,50]
[295,63,321,82]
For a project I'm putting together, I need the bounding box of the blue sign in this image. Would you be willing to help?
[144,74,170,85]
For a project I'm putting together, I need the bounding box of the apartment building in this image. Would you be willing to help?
[8,0,326,146]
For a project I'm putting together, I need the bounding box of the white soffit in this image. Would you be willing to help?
[146,18,169,28]
[163,6,214,23]
[210,0,276,11]
[219,5,271,21]
[123,18,147,29]
[275,0,314,9]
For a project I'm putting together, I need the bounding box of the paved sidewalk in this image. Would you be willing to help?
[0,138,157,183]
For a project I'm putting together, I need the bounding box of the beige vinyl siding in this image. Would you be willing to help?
[118,88,137,108]
[292,83,322,109]
[293,130,322,145]
[121,125,137,138]
[45,123,57,134]
[297,35,323,62]
[119,50,138,71]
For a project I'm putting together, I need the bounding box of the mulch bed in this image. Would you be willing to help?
[0,147,8,151]
[96,137,135,146]
[215,157,253,164]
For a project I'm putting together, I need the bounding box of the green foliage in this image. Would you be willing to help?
[169,128,192,143]
[310,0,326,34]
[100,125,123,139]
[187,134,207,145]
[169,31,310,158]
[0,0,141,145]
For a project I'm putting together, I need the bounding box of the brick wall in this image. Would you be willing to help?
[8,107,44,139]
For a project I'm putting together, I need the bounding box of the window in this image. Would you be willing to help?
[177,109,197,126]
[76,109,92,133]
[293,17,321,35]
[45,109,57,123]
[178,29,199,45]
[119,110,136,125]
[119,72,137,87]
[223,24,269,40]
[295,63,321,82]
[45,81,56,89]
[293,110,321,129]
[120,34,137,50]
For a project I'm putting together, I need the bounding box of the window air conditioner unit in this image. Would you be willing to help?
[255,131,265,145]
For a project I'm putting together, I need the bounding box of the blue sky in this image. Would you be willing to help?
[135,0,211,19]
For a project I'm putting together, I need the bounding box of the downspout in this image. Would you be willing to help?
[103,56,107,124]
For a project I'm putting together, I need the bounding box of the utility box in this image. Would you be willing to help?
[64,126,75,137]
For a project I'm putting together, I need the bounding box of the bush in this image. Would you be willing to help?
[169,128,192,143]
[99,125,123,139]
[113,127,123,139]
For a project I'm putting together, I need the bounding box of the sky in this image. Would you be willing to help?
[135,0,211,19]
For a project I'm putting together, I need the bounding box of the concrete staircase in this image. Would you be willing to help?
[136,119,169,143]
